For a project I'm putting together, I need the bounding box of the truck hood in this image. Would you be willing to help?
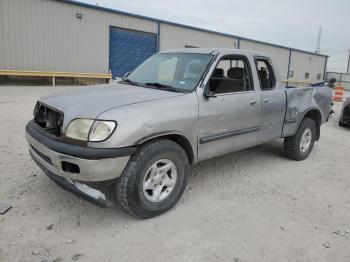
[39,83,184,122]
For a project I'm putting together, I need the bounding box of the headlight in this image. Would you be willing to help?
[66,119,94,141]
[65,119,116,142]
[89,121,116,142]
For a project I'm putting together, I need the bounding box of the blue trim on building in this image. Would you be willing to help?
[109,26,157,77]
[287,49,292,78]
[57,0,328,58]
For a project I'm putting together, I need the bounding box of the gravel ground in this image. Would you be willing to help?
[0,85,349,262]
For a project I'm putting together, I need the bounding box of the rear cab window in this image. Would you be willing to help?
[255,58,276,90]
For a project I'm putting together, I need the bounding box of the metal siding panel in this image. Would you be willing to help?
[0,0,157,74]
[290,50,327,81]
[55,1,328,58]
[1,0,327,76]
[159,23,238,51]
[240,40,290,79]
[109,27,156,77]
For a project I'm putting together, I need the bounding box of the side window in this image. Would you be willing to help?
[209,56,253,94]
[289,70,294,78]
[317,73,321,80]
[255,58,276,90]
[305,72,310,79]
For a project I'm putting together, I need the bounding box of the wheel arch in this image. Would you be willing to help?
[135,132,196,165]
[299,108,322,140]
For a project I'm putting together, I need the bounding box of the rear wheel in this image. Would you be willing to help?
[284,117,316,161]
[116,139,189,218]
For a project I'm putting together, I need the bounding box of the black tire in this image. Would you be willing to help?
[284,117,316,161]
[116,139,189,218]
[339,119,346,127]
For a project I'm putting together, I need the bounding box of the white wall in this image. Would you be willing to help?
[160,23,238,51]
[0,0,327,80]
[0,0,157,74]
[240,40,290,79]
[289,50,326,81]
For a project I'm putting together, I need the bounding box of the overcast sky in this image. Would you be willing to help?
[81,0,350,72]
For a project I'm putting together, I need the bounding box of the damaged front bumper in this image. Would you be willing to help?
[25,120,137,207]
[31,154,113,207]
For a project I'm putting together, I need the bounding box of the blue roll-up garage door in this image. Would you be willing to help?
[109,27,157,78]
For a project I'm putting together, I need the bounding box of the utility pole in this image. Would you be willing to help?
[347,50,350,74]
[315,27,322,54]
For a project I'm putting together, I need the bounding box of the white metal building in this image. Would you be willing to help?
[0,0,328,81]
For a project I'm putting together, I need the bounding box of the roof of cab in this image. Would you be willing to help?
[159,48,269,57]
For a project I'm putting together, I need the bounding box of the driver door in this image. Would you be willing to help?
[197,55,261,161]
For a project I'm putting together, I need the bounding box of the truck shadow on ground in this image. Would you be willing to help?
[98,139,286,216]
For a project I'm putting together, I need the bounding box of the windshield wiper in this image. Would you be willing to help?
[119,78,139,86]
[144,82,182,92]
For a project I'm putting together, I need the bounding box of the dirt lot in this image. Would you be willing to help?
[0,85,349,262]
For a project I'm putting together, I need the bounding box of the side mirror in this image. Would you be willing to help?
[328,77,337,87]
[203,85,217,98]
[122,72,131,80]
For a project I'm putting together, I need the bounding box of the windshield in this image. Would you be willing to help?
[125,53,214,92]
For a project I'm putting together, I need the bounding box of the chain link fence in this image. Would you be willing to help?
[326,72,350,91]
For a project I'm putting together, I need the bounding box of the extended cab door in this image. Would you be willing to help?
[254,57,287,142]
[197,54,262,161]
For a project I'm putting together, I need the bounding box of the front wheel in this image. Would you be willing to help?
[116,139,189,218]
[284,117,316,161]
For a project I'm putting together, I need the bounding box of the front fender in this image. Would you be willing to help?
[87,92,199,160]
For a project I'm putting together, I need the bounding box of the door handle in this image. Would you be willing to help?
[264,98,271,103]
[249,100,257,105]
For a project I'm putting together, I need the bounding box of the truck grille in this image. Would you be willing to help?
[33,102,64,137]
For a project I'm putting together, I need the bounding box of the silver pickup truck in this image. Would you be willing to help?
[25,48,333,218]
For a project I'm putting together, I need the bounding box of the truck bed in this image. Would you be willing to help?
[282,85,333,137]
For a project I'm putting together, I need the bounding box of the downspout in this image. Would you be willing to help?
[287,49,292,85]
[156,21,160,52]
[323,56,328,80]
[236,38,241,67]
